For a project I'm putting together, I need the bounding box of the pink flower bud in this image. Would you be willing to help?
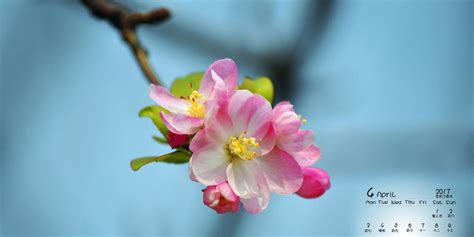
[203,182,240,214]
[296,167,330,199]
[167,132,189,148]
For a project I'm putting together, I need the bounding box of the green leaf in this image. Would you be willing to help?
[170,72,204,97]
[239,76,274,103]
[139,105,169,137]
[152,135,168,144]
[130,151,192,171]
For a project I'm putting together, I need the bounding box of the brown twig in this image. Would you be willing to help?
[81,0,170,86]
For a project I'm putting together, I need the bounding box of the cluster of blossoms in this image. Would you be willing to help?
[148,59,330,214]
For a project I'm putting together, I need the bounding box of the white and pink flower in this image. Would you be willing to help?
[272,101,321,167]
[149,58,238,135]
[190,90,304,214]
[273,101,329,200]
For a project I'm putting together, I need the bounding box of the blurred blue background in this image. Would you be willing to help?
[1,0,472,236]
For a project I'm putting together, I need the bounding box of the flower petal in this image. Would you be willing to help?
[200,58,238,98]
[273,101,294,115]
[149,84,189,114]
[226,158,265,199]
[205,86,229,107]
[188,160,198,182]
[256,123,276,156]
[203,185,219,206]
[291,144,321,167]
[190,144,230,186]
[217,182,239,202]
[167,132,189,148]
[227,90,254,133]
[240,190,270,214]
[278,129,314,152]
[189,129,211,153]
[160,112,203,135]
[273,101,301,136]
[228,90,274,140]
[203,102,234,144]
[256,148,303,195]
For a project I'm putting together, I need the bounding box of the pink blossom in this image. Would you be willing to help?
[273,101,320,167]
[190,90,303,214]
[167,132,189,148]
[203,182,240,214]
[296,167,330,199]
[149,59,238,135]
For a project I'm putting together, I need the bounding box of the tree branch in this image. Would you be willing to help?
[81,0,170,86]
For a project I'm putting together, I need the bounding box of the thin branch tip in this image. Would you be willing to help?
[81,0,170,86]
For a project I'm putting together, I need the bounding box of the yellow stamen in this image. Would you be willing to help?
[187,90,206,118]
[228,132,260,161]
[298,114,307,124]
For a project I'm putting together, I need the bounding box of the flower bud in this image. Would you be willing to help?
[296,167,330,199]
[167,132,189,148]
[203,182,240,214]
